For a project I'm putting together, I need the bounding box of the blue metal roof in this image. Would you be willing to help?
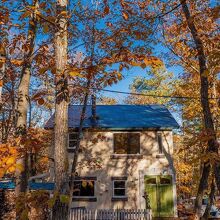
[45,105,179,130]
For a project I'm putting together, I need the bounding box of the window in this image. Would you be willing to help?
[160,177,172,185]
[112,177,127,200]
[157,132,163,154]
[72,177,97,201]
[69,133,78,149]
[145,177,157,185]
[73,180,95,197]
[114,133,140,154]
[113,180,126,197]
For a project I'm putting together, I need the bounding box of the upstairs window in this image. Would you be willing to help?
[68,133,78,149]
[114,133,140,154]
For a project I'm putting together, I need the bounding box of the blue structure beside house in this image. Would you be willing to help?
[0,180,15,189]
[29,182,55,190]
[0,179,54,190]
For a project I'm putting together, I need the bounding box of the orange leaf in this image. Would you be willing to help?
[37,98,45,105]
[11,59,23,66]
[122,11,129,20]
[104,6,110,15]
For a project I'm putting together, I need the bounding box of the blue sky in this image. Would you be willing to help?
[104,43,184,103]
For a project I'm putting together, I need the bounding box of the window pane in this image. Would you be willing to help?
[69,140,77,148]
[160,177,171,185]
[73,181,95,197]
[73,181,81,196]
[128,133,140,154]
[69,133,78,140]
[145,178,157,185]
[114,133,127,154]
[114,189,126,196]
[114,181,125,188]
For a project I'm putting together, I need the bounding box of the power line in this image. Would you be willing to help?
[89,87,219,100]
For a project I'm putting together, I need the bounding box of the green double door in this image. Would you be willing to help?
[144,175,174,217]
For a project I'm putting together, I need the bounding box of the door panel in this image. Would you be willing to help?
[144,175,174,217]
[145,176,158,217]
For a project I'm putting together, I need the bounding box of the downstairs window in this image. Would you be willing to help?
[73,177,97,201]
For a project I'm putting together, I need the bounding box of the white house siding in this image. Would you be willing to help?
[68,130,177,216]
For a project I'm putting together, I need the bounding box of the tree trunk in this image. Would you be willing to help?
[68,22,96,211]
[0,42,6,107]
[15,0,38,196]
[68,78,91,210]
[180,0,218,218]
[54,0,69,193]
[52,1,69,219]
[202,179,215,220]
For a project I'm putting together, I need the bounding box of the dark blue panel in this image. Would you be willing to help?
[29,182,55,190]
[45,105,179,129]
[0,181,15,189]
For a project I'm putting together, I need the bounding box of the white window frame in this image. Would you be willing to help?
[73,180,96,198]
[68,132,78,150]
[112,179,127,198]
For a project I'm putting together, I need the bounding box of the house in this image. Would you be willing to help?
[45,104,179,218]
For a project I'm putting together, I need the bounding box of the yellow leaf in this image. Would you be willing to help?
[48,197,56,208]
[60,194,70,204]
[130,61,141,66]
[6,157,15,165]
[0,169,5,178]
[16,163,24,172]
[8,166,16,173]
[117,72,122,80]
[69,70,82,77]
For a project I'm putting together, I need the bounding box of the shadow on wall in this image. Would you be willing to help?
[72,130,175,209]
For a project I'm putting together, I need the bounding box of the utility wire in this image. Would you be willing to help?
[87,87,219,100]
